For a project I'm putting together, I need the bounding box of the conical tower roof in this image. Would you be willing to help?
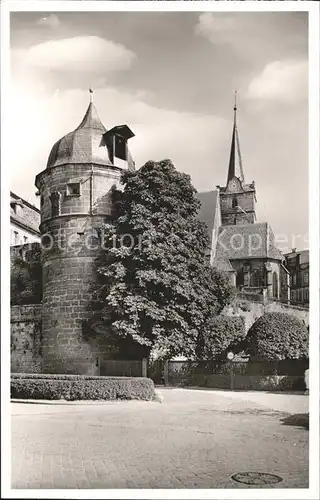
[227,91,244,184]
[46,94,113,169]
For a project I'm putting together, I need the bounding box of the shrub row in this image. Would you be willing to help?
[11,373,144,381]
[11,374,155,401]
[169,373,305,391]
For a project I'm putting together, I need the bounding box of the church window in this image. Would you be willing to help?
[243,272,250,287]
[242,264,251,287]
[66,183,81,197]
[250,268,265,288]
[236,269,244,288]
[272,272,279,299]
[232,197,237,209]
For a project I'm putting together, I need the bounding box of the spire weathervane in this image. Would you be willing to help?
[89,88,94,103]
[234,89,237,122]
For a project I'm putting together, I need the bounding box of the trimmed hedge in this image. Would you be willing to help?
[244,312,309,361]
[166,358,307,391]
[168,373,305,391]
[11,373,155,401]
[233,375,305,391]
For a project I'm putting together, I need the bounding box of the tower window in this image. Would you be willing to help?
[232,197,237,209]
[50,191,61,217]
[66,183,81,197]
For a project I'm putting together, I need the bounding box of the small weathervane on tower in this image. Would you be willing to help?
[89,88,94,103]
[234,90,238,124]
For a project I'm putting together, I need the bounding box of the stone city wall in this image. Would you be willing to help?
[224,298,309,332]
[11,305,43,373]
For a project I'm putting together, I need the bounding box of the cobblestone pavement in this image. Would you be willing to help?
[11,389,309,489]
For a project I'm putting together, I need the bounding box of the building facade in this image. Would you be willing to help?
[284,249,309,306]
[10,192,40,246]
[197,100,290,302]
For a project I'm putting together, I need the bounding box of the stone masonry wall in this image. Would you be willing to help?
[220,190,255,225]
[11,305,42,373]
[41,254,117,374]
[11,303,121,375]
[36,164,120,222]
[224,298,309,332]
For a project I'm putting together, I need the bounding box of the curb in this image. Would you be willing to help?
[11,398,153,405]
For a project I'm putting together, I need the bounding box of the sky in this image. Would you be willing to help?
[9,10,308,252]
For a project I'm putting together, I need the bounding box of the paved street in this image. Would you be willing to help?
[11,388,309,489]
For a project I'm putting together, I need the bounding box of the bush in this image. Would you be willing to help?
[197,315,246,360]
[11,374,155,401]
[244,312,309,361]
[11,246,42,305]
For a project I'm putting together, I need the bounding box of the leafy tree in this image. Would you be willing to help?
[243,312,309,361]
[11,245,42,305]
[90,159,234,359]
[197,316,246,361]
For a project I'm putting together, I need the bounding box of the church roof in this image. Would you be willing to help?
[46,102,114,169]
[214,222,283,261]
[213,259,235,272]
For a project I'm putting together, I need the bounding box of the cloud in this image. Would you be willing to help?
[23,36,136,74]
[246,60,308,102]
[8,83,228,204]
[65,88,228,190]
[37,14,61,28]
[194,13,238,45]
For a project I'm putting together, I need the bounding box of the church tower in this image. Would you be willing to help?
[219,94,257,226]
[35,91,135,374]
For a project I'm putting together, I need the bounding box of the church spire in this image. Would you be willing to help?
[227,91,244,185]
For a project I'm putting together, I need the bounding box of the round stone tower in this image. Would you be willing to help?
[35,93,135,374]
